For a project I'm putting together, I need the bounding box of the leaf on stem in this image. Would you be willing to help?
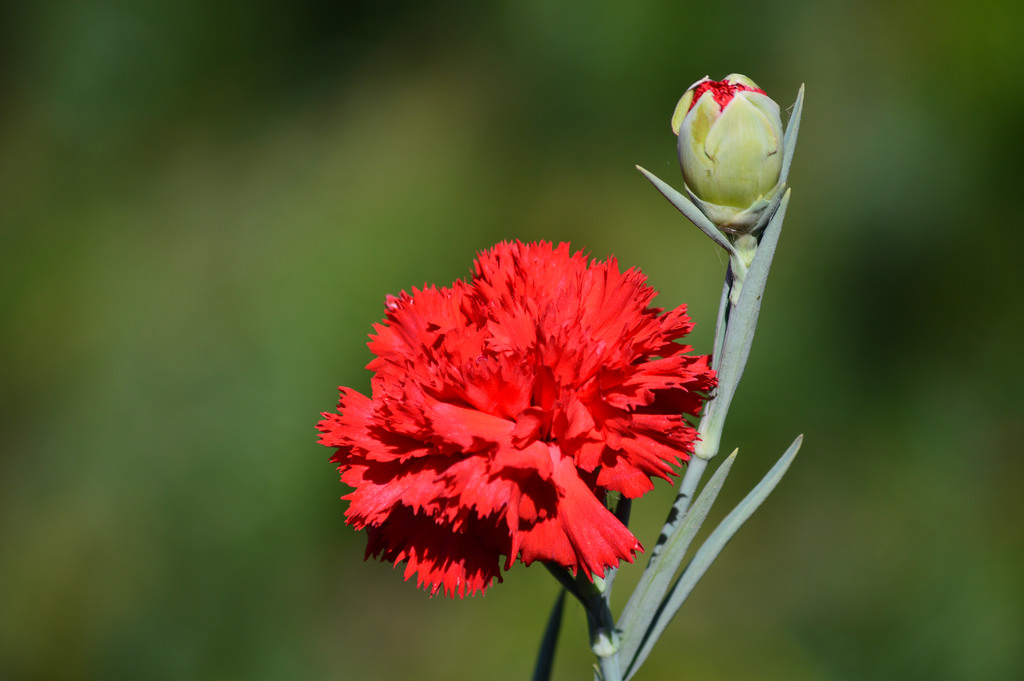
[532,591,566,681]
[709,189,791,431]
[616,451,737,670]
[635,165,739,258]
[780,84,804,189]
[622,435,803,680]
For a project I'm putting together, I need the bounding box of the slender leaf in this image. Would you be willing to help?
[635,165,738,258]
[709,190,791,430]
[617,451,737,669]
[780,85,805,188]
[623,435,803,680]
[532,591,566,681]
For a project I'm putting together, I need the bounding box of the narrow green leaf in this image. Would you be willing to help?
[623,435,803,680]
[635,165,739,258]
[617,451,737,669]
[532,591,566,681]
[711,190,790,426]
[780,85,804,188]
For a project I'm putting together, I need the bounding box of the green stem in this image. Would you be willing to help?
[695,235,757,460]
[578,575,621,681]
[643,454,707,567]
[594,646,621,681]
[646,247,741,558]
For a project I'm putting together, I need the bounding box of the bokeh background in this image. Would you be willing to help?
[2,1,1023,679]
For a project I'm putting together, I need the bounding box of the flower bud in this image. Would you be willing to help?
[672,74,784,233]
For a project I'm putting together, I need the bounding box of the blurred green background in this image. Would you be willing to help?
[2,1,1023,679]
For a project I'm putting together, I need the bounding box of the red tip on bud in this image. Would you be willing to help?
[687,79,767,114]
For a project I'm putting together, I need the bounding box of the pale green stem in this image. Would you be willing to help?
[695,234,758,461]
[642,230,754,571]
[593,638,621,681]
[578,575,621,681]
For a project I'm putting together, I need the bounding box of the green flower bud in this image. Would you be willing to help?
[672,74,784,233]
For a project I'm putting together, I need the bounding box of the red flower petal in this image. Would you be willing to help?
[317,241,715,596]
[688,78,767,113]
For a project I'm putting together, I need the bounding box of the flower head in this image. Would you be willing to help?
[317,241,714,596]
[672,74,784,233]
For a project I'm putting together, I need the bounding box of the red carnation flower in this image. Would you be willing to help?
[317,241,715,597]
